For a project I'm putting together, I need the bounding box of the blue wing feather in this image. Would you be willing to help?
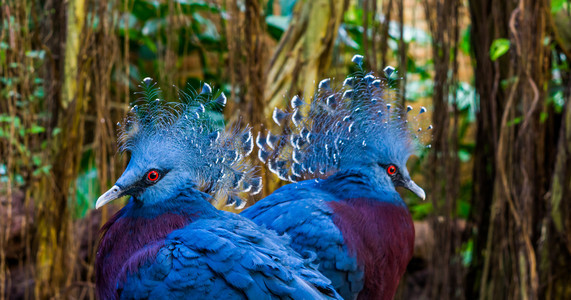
[119,211,341,299]
[241,181,364,300]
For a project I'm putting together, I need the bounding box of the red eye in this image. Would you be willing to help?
[387,165,397,175]
[147,170,159,182]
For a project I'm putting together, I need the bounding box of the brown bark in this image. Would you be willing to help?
[34,0,88,297]
[423,0,462,298]
[467,0,563,299]
[260,0,348,195]
[466,0,512,297]
[264,0,348,111]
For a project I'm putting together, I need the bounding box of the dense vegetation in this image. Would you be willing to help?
[1,0,570,299]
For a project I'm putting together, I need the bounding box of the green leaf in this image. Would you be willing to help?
[52,127,61,137]
[15,174,24,185]
[32,165,52,177]
[410,202,433,220]
[25,50,45,60]
[457,200,471,219]
[458,149,471,163]
[460,239,473,266]
[32,154,42,166]
[540,112,548,123]
[33,86,45,99]
[266,15,290,40]
[490,38,510,61]
[460,26,471,55]
[506,116,522,127]
[27,124,45,134]
[551,0,568,13]
[0,48,5,66]
[344,6,363,26]
[0,115,15,122]
[129,0,160,22]
[75,166,100,218]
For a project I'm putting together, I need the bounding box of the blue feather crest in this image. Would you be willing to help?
[118,78,262,207]
[257,56,432,181]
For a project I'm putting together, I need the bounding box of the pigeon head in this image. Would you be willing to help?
[352,118,425,200]
[96,78,261,209]
[97,132,196,208]
[257,55,430,199]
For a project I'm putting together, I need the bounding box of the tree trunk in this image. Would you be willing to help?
[468,0,555,298]
[262,0,348,195]
[423,0,462,298]
[543,44,571,299]
[34,0,87,297]
[465,0,512,297]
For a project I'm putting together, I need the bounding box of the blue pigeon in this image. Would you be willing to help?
[95,78,342,299]
[242,56,430,300]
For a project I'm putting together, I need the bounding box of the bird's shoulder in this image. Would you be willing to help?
[241,182,364,299]
[242,179,335,220]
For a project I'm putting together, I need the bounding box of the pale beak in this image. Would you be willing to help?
[96,185,123,209]
[405,180,426,200]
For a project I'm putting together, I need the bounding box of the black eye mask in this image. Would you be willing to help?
[379,164,406,187]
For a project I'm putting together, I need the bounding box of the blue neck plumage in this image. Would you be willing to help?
[122,187,218,219]
[319,167,406,207]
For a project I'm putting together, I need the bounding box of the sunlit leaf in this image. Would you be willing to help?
[506,116,522,127]
[551,0,568,13]
[490,38,510,61]
[344,6,363,25]
[458,149,471,163]
[32,154,42,166]
[25,50,45,59]
[540,112,548,123]
[460,26,471,55]
[460,239,473,266]
[27,124,45,134]
[32,165,51,177]
[52,127,61,137]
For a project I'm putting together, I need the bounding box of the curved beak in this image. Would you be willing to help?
[405,180,426,200]
[96,185,124,209]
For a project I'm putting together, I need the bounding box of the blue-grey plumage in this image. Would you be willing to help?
[116,192,341,299]
[95,78,341,300]
[242,177,364,299]
[253,56,430,194]
[243,56,430,300]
